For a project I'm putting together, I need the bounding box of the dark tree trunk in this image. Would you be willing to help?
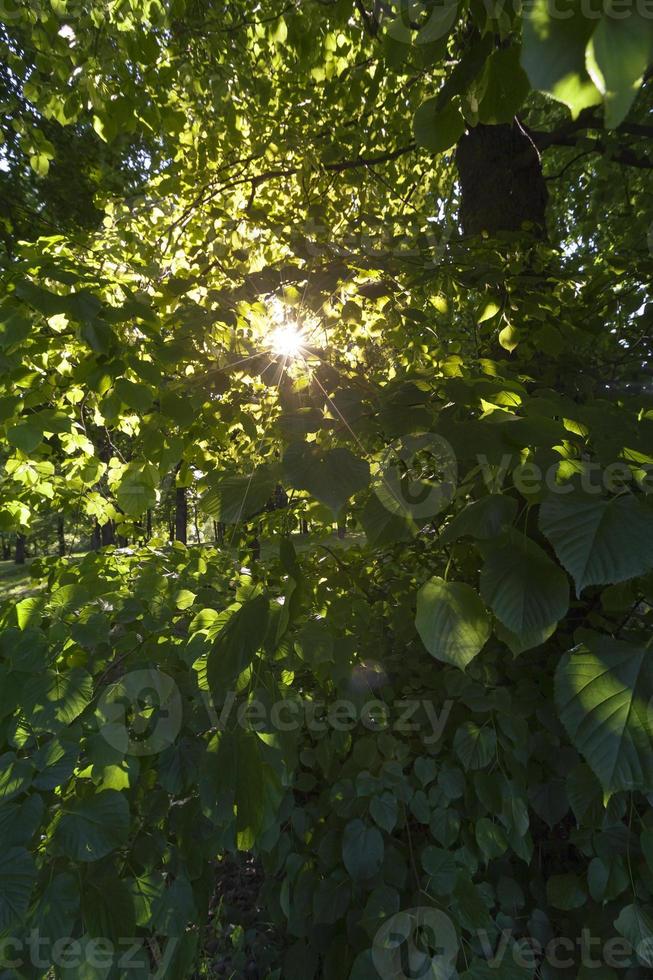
[15,533,26,565]
[337,521,346,540]
[91,521,101,551]
[301,519,309,535]
[455,122,548,238]
[1,537,10,560]
[57,515,66,557]
[101,521,116,546]
[175,486,188,544]
[146,508,152,540]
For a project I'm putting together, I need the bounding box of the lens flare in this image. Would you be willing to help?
[268,322,305,359]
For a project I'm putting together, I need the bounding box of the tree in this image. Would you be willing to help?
[0,1,652,977]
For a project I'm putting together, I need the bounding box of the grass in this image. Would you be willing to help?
[0,558,39,603]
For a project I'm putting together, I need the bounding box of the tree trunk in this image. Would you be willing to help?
[175,486,188,544]
[455,122,548,238]
[15,533,26,565]
[91,521,101,551]
[193,505,201,544]
[101,521,116,546]
[146,508,152,540]
[57,515,66,557]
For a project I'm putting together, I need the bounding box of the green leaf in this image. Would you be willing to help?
[461,951,534,979]
[475,817,508,862]
[361,493,416,547]
[415,577,491,669]
[454,722,496,770]
[413,98,465,153]
[83,870,136,941]
[342,819,384,881]
[521,0,602,116]
[528,780,569,828]
[421,846,457,894]
[33,736,78,790]
[370,791,398,833]
[453,872,493,931]
[546,873,587,910]
[0,794,43,846]
[539,493,653,595]
[200,729,283,849]
[174,588,196,610]
[200,467,276,523]
[417,0,459,45]
[498,323,520,352]
[480,528,569,634]
[23,667,93,732]
[129,872,165,928]
[116,462,158,516]
[32,872,80,945]
[207,594,269,696]
[152,875,198,937]
[614,904,653,966]
[478,46,531,125]
[114,377,154,412]
[283,444,369,515]
[0,846,36,932]
[555,631,653,795]
[30,152,50,176]
[7,419,44,453]
[360,884,400,937]
[440,494,518,543]
[0,753,33,802]
[56,790,130,862]
[495,619,556,656]
[586,11,653,127]
[313,873,351,925]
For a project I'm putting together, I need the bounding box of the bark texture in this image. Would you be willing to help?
[455,123,548,238]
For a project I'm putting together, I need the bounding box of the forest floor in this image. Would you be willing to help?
[197,854,285,980]
[0,558,38,602]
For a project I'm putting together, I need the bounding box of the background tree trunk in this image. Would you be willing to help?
[57,515,66,557]
[175,486,188,544]
[101,521,116,546]
[91,522,101,551]
[15,533,26,565]
[455,122,548,238]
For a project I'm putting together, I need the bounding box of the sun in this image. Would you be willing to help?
[267,321,305,359]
